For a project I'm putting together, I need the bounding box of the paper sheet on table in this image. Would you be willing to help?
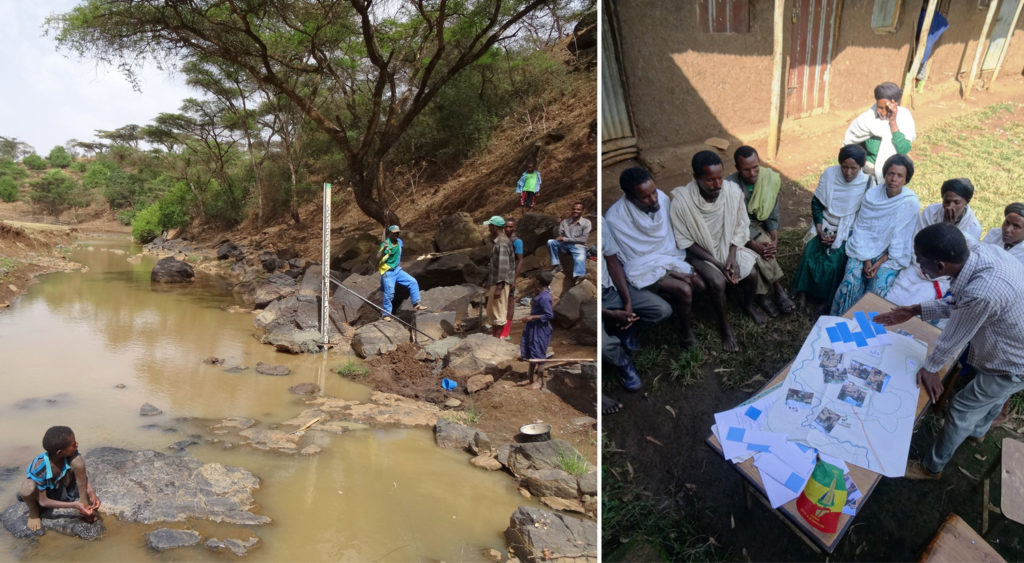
[754,443,817,508]
[763,315,928,477]
[842,473,863,515]
[713,391,780,461]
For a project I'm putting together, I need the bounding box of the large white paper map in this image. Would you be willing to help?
[763,315,928,477]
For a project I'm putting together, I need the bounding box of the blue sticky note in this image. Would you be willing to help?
[826,326,842,343]
[836,322,854,343]
[784,472,806,492]
[868,311,879,319]
[726,427,746,442]
[852,331,868,347]
[746,443,771,452]
[796,443,813,453]
[854,311,875,338]
[872,322,887,334]
[745,406,762,420]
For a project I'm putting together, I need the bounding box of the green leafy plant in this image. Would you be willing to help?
[0,176,18,202]
[130,204,161,243]
[334,359,370,378]
[22,154,47,170]
[47,145,73,168]
[26,170,88,220]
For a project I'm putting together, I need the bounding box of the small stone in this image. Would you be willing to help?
[467,374,494,393]
[300,445,322,455]
[114,383,126,389]
[203,357,226,365]
[444,398,463,408]
[470,455,503,471]
[483,548,503,562]
[206,536,260,557]
[140,403,163,416]
[288,382,320,396]
[147,528,201,551]
[571,416,596,427]
[255,362,290,376]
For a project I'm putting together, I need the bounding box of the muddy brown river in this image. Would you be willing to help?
[0,236,534,561]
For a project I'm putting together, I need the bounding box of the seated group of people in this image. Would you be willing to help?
[602,145,796,390]
[601,81,1024,392]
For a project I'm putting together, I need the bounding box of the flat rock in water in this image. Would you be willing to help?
[212,416,256,431]
[504,506,597,563]
[470,455,503,471]
[148,528,201,551]
[255,362,290,376]
[140,403,163,416]
[1,504,105,540]
[307,393,442,428]
[206,536,260,556]
[238,428,300,453]
[87,447,270,526]
[288,382,320,396]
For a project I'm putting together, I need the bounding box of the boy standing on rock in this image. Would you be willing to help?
[376,225,428,320]
[18,425,101,532]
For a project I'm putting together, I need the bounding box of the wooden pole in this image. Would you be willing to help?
[964,0,1000,100]
[767,0,786,161]
[990,0,1024,88]
[904,0,939,95]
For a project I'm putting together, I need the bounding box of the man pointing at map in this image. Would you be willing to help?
[875,223,1024,480]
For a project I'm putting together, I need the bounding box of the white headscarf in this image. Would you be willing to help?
[982,227,1024,265]
[845,184,920,267]
[809,165,871,249]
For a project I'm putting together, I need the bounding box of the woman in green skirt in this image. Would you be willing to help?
[792,145,872,312]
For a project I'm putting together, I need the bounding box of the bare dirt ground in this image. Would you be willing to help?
[602,77,1024,561]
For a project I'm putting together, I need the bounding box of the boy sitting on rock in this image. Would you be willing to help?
[18,425,101,531]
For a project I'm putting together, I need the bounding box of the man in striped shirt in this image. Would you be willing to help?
[876,223,1024,480]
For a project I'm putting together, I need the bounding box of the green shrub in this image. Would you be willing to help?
[22,154,47,170]
[69,161,87,173]
[0,176,18,202]
[117,209,136,225]
[47,146,73,168]
[26,170,88,220]
[0,159,27,181]
[131,204,161,243]
[81,160,118,191]
[556,449,590,476]
[156,180,193,230]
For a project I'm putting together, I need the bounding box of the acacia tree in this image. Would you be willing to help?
[49,0,552,227]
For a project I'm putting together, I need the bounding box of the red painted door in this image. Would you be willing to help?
[786,0,839,118]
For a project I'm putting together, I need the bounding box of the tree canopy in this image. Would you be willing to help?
[49,0,569,226]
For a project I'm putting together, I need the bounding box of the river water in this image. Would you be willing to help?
[0,236,534,561]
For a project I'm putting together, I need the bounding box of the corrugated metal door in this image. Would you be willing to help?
[601,0,638,165]
[785,0,840,118]
[983,0,1021,70]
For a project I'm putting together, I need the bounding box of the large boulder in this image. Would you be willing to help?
[297,264,324,302]
[258,250,281,273]
[522,468,580,499]
[516,213,559,256]
[576,299,597,346]
[329,273,380,325]
[264,329,324,354]
[412,310,456,342]
[351,320,410,357]
[216,241,243,261]
[151,257,194,283]
[435,212,486,252]
[398,230,436,258]
[503,439,591,478]
[331,233,380,271]
[504,506,597,563]
[445,333,520,377]
[434,418,490,452]
[398,284,483,321]
[85,447,270,526]
[552,281,597,328]
[403,254,486,289]
[252,273,297,309]
[1,503,105,540]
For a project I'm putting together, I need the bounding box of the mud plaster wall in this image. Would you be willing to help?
[923,2,1024,88]
[614,0,776,152]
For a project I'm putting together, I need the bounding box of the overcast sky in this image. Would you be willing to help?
[0,1,195,155]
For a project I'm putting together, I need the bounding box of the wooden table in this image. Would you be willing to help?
[706,293,959,553]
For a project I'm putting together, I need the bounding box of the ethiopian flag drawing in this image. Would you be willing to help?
[796,459,848,533]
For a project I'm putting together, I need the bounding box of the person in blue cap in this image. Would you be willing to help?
[376,225,427,320]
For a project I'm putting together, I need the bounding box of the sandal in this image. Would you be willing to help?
[412,304,429,311]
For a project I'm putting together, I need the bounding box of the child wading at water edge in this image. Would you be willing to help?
[518,271,554,390]
[18,425,101,532]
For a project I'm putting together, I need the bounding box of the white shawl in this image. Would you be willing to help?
[884,203,983,306]
[845,184,920,267]
[603,191,692,289]
[669,179,756,278]
[982,227,1024,265]
[808,165,871,249]
[843,105,916,184]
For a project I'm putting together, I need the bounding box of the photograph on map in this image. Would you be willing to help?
[785,388,814,409]
[837,382,867,408]
[819,347,843,369]
[864,368,891,393]
[847,359,874,382]
[814,407,841,434]
[823,367,847,384]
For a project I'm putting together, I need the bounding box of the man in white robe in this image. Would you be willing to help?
[604,166,705,349]
[670,151,764,353]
